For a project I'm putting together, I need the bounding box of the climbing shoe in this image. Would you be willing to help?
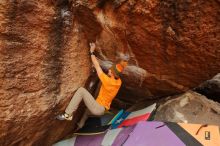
[56,113,72,121]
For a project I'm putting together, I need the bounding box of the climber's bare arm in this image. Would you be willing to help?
[90,43,104,76]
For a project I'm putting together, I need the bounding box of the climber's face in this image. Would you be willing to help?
[108,69,114,78]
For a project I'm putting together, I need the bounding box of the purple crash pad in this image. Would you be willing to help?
[74,126,135,146]
[123,121,185,146]
[112,126,135,146]
[75,134,105,146]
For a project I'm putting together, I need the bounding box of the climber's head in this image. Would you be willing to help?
[108,60,128,79]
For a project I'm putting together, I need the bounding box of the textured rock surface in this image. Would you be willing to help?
[90,0,220,101]
[155,91,220,127]
[0,0,100,145]
[0,0,220,145]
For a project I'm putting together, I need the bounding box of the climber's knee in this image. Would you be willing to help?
[90,107,105,116]
[77,87,86,93]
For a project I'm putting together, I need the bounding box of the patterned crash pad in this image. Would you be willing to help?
[73,103,156,135]
[111,103,157,129]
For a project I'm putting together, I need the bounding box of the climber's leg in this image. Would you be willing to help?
[77,109,91,129]
[56,87,105,121]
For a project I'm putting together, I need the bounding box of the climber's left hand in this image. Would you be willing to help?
[89,43,96,53]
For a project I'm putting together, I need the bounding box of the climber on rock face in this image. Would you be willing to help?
[56,42,127,128]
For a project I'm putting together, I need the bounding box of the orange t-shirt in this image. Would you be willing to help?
[96,72,122,110]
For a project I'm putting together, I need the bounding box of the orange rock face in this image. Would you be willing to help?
[92,0,220,100]
[0,0,219,145]
[0,0,100,145]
